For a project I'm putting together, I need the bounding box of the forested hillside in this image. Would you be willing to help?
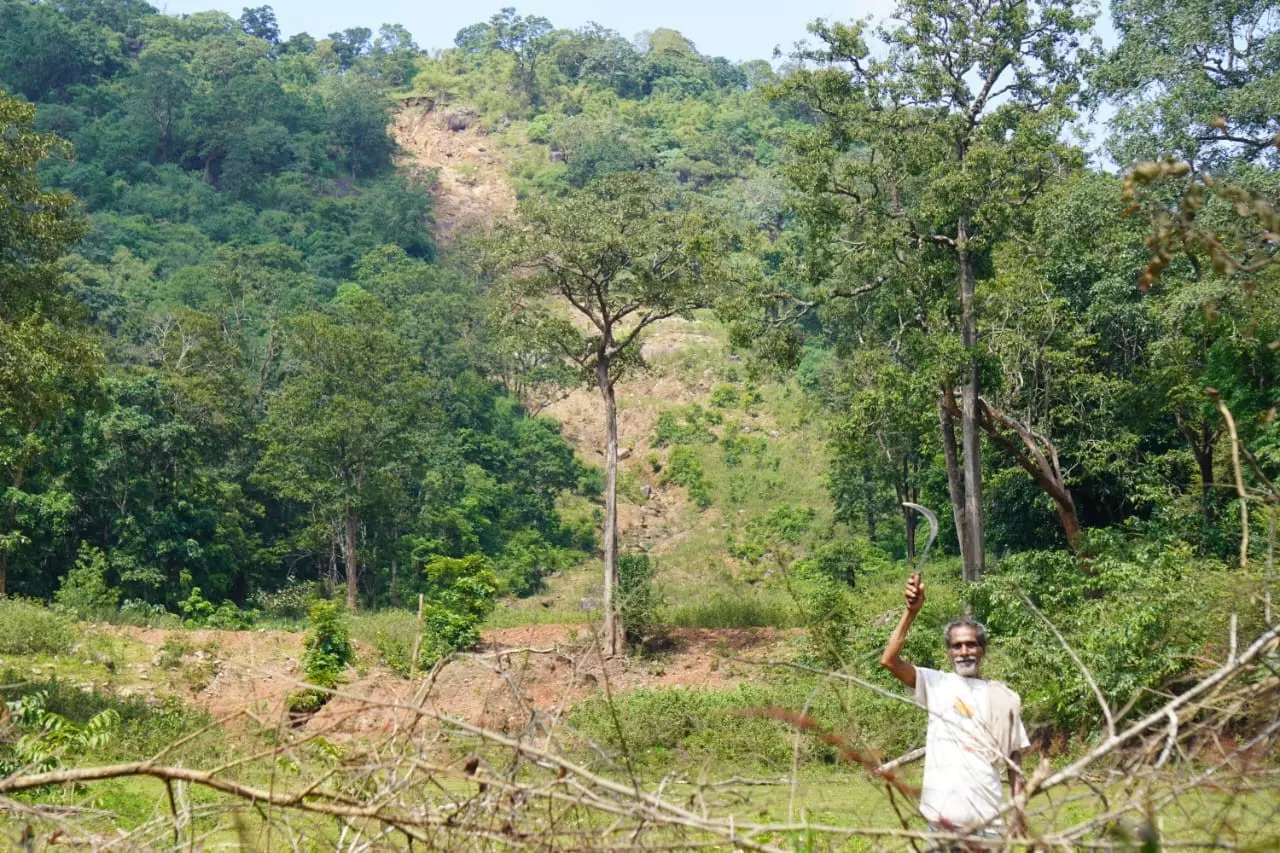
[1,0,1278,848]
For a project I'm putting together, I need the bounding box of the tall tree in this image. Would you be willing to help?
[774,0,1095,579]
[0,93,99,596]
[254,288,428,610]
[1099,0,1280,169]
[487,174,735,655]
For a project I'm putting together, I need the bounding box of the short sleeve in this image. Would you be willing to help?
[1013,714,1031,752]
[914,666,943,709]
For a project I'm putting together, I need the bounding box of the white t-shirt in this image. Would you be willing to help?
[913,667,1030,829]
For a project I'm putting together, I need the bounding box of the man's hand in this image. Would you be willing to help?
[905,572,924,613]
[882,572,923,688]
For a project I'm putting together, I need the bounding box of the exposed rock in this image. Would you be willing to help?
[445,109,475,131]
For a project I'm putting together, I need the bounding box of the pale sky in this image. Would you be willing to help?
[153,0,902,62]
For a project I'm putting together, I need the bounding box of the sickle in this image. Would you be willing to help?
[901,502,939,575]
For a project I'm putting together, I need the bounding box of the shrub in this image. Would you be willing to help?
[177,587,216,625]
[496,530,574,597]
[568,679,916,771]
[790,563,859,669]
[0,671,216,762]
[53,543,120,618]
[719,420,766,466]
[179,587,254,629]
[301,600,354,689]
[251,582,325,621]
[115,598,179,627]
[661,446,711,508]
[652,405,719,447]
[617,552,659,644]
[0,598,75,655]
[708,383,739,409]
[794,537,891,588]
[418,554,499,667]
[206,601,254,630]
[971,537,1215,733]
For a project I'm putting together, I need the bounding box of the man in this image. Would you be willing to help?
[881,572,1030,848]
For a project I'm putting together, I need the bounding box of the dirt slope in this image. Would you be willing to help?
[103,623,794,739]
[392,100,516,245]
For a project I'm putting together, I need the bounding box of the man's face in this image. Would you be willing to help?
[947,626,984,678]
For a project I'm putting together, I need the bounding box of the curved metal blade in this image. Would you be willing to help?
[902,502,939,574]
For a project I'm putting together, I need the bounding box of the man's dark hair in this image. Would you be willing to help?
[943,619,988,649]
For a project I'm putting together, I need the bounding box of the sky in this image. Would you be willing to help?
[154,0,903,63]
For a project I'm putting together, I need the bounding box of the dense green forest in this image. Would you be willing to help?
[2,0,1278,744]
[1,0,1278,846]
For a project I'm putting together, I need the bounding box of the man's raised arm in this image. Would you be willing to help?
[880,572,923,689]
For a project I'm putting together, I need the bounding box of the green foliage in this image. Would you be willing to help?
[350,609,420,676]
[2,691,120,773]
[177,587,215,625]
[53,543,120,618]
[971,538,1217,733]
[790,562,859,669]
[719,420,766,467]
[301,600,354,689]
[794,538,890,588]
[415,553,499,666]
[250,582,325,622]
[618,552,660,644]
[652,405,721,447]
[0,598,75,655]
[0,672,216,763]
[569,677,921,771]
[661,446,712,508]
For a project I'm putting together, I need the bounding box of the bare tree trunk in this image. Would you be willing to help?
[0,551,7,598]
[1176,414,1217,522]
[344,503,359,611]
[598,360,621,658]
[864,465,878,544]
[390,558,399,609]
[957,217,985,581]
[939,393,969,568]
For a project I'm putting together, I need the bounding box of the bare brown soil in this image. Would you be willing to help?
[104,624,795,739]
[392,102,516,245]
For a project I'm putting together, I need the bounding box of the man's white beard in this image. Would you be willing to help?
[953,657,981,678]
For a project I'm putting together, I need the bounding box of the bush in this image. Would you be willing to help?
[708,383,739,409]
[53,543,120,619]
[178,588,254,629]
[618,552,659,644]
[652,405,719,447]
[251,582,325,621]
[971,537,1216,734]
[496,530,575,597]
[795,537,891,588]
[417,554,499,667]
[0,671,216,761]
[661,446,711,508]
[115,598,179,627]
[790,563,859,669]
[301,600,354,689]
[177,587,216,625]
[0,598,75,655]
[719,420,766,466]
